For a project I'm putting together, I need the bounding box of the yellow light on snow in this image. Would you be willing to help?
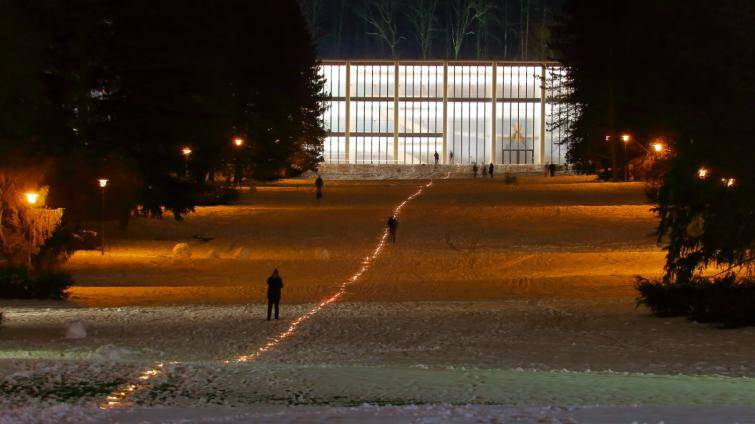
[24,192,39,205]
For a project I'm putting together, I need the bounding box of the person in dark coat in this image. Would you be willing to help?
[266,269,284,320]
[387,215,398,244]
[472,163,478,178]
[315,175,324,199]
[488,163,494,179]
[433,151,440,166]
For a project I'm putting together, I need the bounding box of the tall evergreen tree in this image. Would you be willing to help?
[552,0,755,281]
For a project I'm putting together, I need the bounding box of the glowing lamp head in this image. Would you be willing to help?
[620,134,632,143]
[604,135,611,142]
[697,167,709,179]
[723,177,735,187]
[181,147,192,157]
[98,178,109,188]
[24,192,39,205]
[652,142,664,153]
[233,138,244,147]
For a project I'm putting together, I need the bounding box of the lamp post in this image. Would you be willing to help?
[23,192,40,268]
[98,179,108,255]
[620,133,632,181]
[233,138,244,186]
[181,147,192,179]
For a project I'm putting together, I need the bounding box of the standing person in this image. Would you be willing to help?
[315,174,324,200]
[387,215,398,244]
[266,269,284,320]
[449,151,454,165]
[472,162,478,178]
[548,163,557,177]
[488,163,494,179]
[433,151,440,166]
[482,164,488,177]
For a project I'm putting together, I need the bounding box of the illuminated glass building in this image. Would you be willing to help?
[319,60,571,166]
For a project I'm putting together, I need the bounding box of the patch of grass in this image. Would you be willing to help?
[0,377,126,402]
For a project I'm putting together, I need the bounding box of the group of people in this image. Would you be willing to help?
[472,162,495,179]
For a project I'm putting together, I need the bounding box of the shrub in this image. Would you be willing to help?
[636,274,755,328]
[196,186,240,206]
[0,266,72,300]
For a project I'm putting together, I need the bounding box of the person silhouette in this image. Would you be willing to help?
[387,215,398,244]
[434,151,440,166]
[472,162,479,178]
[488,163,494,179]
[266,269,284,320]
[315,174,324,199]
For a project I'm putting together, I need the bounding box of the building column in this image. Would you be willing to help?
[442,62,448,164]
[539,64,547,166]
[344,61,351,164]
[393,61,399,164]
[491,62,497,165]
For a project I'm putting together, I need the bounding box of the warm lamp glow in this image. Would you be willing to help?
[620,134,632,142]
[233,138,244,147]
[98,178,109,188]
[697,167,709,179]
[651,142,664,153]
[24,192,39,205]
[604,135,611,142]
[723,177,735,187]
[181,147,192,157]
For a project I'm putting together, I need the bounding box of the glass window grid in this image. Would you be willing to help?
[320,61,571,165]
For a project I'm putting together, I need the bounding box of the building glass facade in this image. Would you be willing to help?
[320,60,570,166]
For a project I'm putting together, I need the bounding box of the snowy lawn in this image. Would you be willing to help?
[1,176,754,421]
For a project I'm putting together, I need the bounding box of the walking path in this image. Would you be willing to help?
[100,178,437,409]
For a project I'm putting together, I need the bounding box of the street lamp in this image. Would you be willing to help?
[723,177,735,187]
[98,179,108,255]
[698,167,709,179]
[233,137,244,147]
[651,142,665,153]
[24,192,39,205]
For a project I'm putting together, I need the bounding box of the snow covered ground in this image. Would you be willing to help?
[1,176,754,422]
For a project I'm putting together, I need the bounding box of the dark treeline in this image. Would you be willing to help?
[299,0,564,60]
[0,0,325,226]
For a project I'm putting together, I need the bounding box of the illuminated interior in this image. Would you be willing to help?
[319,61,571,166]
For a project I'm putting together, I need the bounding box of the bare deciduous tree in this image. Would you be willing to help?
[407,0,439,59]
[449,0,492,59]
[357,0,404,58]
[298,0,324,43]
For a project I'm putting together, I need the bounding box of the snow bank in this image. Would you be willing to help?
[171,243,192,259]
